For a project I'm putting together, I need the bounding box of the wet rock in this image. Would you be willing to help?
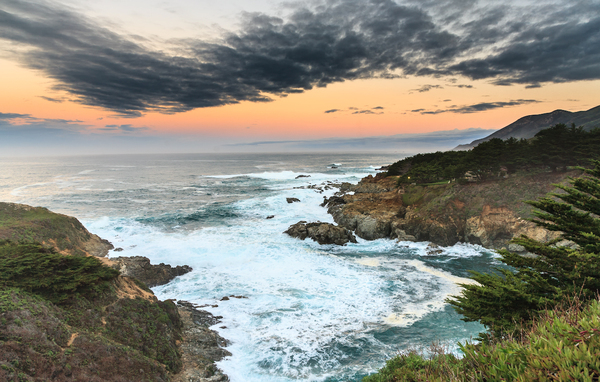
[109,256,192,288]
[426,243,444,255]
[320,195,346,208]
[295,175,311,179]
[172,301,231,382]
[284,221,357,246]
[266,215,275,219]
[286,197,301,203]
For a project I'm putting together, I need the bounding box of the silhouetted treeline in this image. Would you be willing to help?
[387,124,600,184]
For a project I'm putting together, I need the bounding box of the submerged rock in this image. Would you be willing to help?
[284,221,357,245]
[286,197,301,203]
[109,256,192,288]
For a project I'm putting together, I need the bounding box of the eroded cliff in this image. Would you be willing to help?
[325,170,578,251]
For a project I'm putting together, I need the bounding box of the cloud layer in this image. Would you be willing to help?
[1,0,598,116]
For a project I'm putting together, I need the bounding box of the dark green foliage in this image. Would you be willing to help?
[0,241,119,304]
[388,124,600,185]
[448,161,600,336]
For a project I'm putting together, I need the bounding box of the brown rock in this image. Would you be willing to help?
[284,221,357,245]
[109,256,192,288]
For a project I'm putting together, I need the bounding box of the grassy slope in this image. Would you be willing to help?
[0,231,183,381]
[0,203,94,256]
[401,170,579,221]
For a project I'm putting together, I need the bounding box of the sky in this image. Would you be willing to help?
[0,0,599,156]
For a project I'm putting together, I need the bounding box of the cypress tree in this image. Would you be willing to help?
[448,161,600,336]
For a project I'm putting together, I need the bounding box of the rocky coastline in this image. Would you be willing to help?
[288,169,579,252]
[0,202,230,382]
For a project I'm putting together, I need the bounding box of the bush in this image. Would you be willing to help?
[0,240,119,304]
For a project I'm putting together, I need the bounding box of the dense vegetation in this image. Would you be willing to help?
[387,124,600,184]
[364,153,600,380]
[0,241,118,304]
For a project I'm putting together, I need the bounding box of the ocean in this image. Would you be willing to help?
[0,153,497,381]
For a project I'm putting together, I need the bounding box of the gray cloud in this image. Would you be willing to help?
[352,109,383,115]
[372,106,384,110]
[0,0,598,117]
[324,109,340,113]
[0,112,30,120]
[416,99,540,114]
[411,84,443,93]
[38,96,64,103]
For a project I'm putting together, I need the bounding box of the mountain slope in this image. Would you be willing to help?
[455,105,600,150]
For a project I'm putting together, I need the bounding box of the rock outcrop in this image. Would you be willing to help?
[172,301,231,382]
[325,170,576,251]
[108,256,193,288]
[285,221,357,245]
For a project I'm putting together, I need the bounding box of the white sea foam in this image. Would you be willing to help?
[65,155,490,382]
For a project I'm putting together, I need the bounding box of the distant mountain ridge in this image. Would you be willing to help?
[454,105,600,150]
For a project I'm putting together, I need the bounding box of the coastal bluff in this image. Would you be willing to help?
[323,170,578,251]
[0,202,229,382]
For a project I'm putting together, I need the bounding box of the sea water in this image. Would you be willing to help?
[0,153,496,381]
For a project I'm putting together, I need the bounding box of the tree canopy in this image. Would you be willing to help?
[387,124,600,184]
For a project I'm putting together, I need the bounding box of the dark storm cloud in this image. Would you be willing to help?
[416,99,540,114]
[0,0,598,117]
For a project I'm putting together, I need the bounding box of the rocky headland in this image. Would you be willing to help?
[307,169,579,252]
[0,202,229,382]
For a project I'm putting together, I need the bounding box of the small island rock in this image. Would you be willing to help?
[284,221,357,246]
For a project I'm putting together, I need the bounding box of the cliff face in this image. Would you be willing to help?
[327,171,576,250]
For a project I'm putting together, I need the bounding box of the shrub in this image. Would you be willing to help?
[0,240,119,304]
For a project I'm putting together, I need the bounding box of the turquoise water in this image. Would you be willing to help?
[0,153,496,381]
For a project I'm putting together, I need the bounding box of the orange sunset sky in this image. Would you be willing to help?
[1,0,599,155]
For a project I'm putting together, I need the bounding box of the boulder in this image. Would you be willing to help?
[286,197,301,203]
[109,256,192,288]
[284,221,357,245]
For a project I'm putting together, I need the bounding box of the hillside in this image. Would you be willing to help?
[0,203,229,382]
[455,105,600,150]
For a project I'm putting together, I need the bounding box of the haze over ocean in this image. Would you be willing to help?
[0,153,496,381]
